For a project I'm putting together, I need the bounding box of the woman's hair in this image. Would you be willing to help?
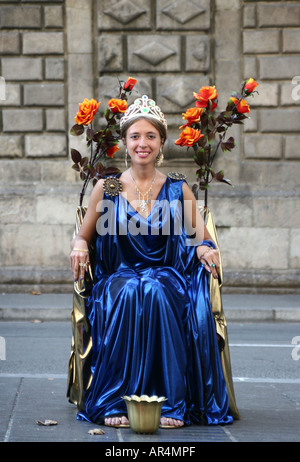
[120,116,167,142]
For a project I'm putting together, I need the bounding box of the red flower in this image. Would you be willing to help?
[106,145,119,158]
[75,98,100,125]
[244,78,258,95]
[175,126,204,147]
[230,97,250,114]
[193,86,218,111]
[180,107,203,129]
[124,77,137,92]
[108,98,128,114]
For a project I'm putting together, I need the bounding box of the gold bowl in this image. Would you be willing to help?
[122,395,167,433]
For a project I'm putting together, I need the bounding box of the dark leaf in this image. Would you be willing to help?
[221,136,235,152]
[93,131,103,143]
[71,148,81,163]
[86,128,94,140]
[214,170,233,186]
[70,124,84,136]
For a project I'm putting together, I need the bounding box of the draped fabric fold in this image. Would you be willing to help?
[67,176,239,424]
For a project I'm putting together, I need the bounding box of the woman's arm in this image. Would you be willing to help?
[182,181,220,279]
[70,179,104,281]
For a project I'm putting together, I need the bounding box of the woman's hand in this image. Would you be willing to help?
[70,240,90,282]
[197,245,220,279]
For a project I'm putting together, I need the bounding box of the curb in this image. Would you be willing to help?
[0,293,299,322]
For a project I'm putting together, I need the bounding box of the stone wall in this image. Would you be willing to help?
[0,0,299,293]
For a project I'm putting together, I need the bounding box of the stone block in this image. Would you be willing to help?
[41,160,78,184]
[127,35,181,72]
[243,30,280,54]
[244,109,258,132]
[36,194,78,225]
[0,194,35,224]
[0,135,23,157]
[3,109,43,132]
[1,58,42,81]
[46,109,66,132]
[66,0,92,54]
[208,196,253,227]
[250,83,278,107]
[185,36,210,72]
[281,83,300,106]
[284,136,300,159]
[283,30,300,53]
[98,35,123,72]
[68,54,93,104]
[44,5,64,28]
[215,59,240,109]
[290,229,300,269]
[240,160,300,189]
[157,0,211,30]
[45,58,65,80]
[0,223,72,267]
[253,195,300,228]
[243,57,257,80]
[24,84,65,106]
[259,57,300,80]
[0,31,20,54]
[23,32,64,54]
[156,75,209,113]
[97,0,152,30]
[244,134,282,159]
[243,3,256,27]
[260,109,300,133]
[258,3,300,27]
[25,135,67,157]
[215,7,240,60]
[0,83,21,106]
[0,159,42,184]
[0,5,41,28]
[217,227,289,270]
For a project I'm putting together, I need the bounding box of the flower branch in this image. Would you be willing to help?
[70,77,137,206]
[175,78,259,207]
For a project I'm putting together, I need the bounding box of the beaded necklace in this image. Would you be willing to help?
[129,168,157,213]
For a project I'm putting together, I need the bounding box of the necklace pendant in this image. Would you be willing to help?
[140,199,147,212]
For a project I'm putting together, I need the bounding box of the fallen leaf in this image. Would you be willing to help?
[88,428,105,435]
[36,419,58,426]
[31,291,42,295]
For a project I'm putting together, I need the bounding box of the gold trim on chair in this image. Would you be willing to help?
[202,207,240,420]
[67,206,94,410]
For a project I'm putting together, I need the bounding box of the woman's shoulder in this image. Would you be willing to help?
[167,172,187,182]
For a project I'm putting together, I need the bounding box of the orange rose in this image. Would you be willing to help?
[106,145,119,158]
[108,98,128,114]
[180,107,203,128]
[75,98,100,125]
[124,77,137,92]
[175,126,204,147]
[193,86,218,110]
[244,78,258,95]
[230,97,250,114]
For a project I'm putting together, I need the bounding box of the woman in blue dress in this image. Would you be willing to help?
[69,95,235,428]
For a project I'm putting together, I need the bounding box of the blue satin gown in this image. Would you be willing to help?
[77,176,233,425]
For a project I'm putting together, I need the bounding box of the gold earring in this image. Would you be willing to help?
[125,148,128,168]
[156,149,164,167]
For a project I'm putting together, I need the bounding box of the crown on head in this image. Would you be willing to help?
[120,95,167,130]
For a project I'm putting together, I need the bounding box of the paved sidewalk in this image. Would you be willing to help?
[0,292,299,322]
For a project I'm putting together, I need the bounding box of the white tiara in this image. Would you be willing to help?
[120,95,167,130]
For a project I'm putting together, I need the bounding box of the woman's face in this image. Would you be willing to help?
[123,119,164,166]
